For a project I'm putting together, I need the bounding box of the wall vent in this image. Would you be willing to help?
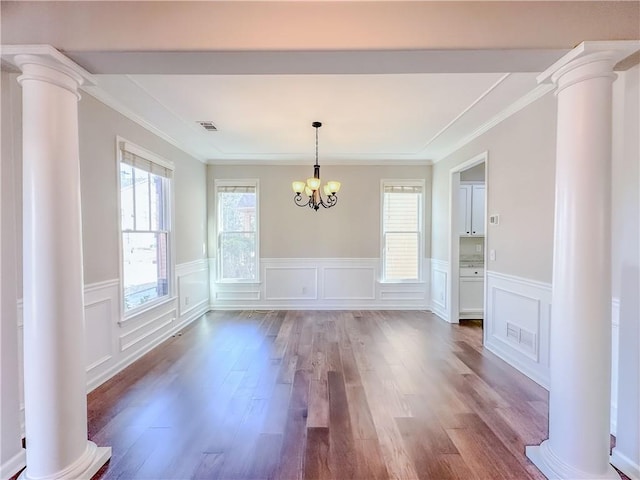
[506,322,537,353]
[197,121,218,132]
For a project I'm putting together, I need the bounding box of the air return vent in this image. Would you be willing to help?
[197,121,218,132]
[506,322,537,354]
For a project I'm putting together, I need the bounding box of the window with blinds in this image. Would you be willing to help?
[216,181,259,281]
[119,140,174,314]
[382,182,423,282]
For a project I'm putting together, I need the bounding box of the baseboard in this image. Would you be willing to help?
[0,448,26,480]
[209,303,432,312]
[611,449,640,480]
[430,302,449,322]
[86,303,209,393]
[485,336,550,389]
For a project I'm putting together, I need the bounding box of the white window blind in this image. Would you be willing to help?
[120,141,174,178]
[382,182,423,281]
[216,181,259,281]
[119,140,173,314]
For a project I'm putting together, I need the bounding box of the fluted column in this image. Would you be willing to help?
[526,41,639,480]
[3,46,111,480]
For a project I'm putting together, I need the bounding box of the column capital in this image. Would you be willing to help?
[537,41,639,91]
[2,45,95,98]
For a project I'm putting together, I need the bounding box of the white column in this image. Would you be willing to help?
[3,46,111,480]
[526,41,639,480]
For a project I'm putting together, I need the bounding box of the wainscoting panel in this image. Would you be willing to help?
[265,267,318,300]
[485,271,551,389]
[324,267,375,300]
[210,258,430,310]
[85,298,114,372]
[430,259,449,322]
[16,300,24,437]
[611,297,620,435]
[177,260,210,318]
[16,259,210,436]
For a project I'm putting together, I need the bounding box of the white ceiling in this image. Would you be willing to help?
[13,1,631,165]
[89,70,544,164]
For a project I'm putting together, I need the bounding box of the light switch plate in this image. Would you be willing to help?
[490,249,496,261]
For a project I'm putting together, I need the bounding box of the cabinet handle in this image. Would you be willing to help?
[472,231,476,234]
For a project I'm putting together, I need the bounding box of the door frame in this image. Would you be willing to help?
[447,151,488,324]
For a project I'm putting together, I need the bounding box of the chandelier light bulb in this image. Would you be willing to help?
[292,181,305,193]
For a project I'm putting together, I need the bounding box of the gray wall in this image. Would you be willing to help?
[431,93,557,283]
[2,77,208,296]
[208,164,432,260]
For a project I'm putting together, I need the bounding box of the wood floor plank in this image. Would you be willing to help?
[303,427,331,480]
[89,311,549,480]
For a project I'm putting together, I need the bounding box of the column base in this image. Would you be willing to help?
[526,441,620,480]
[19,442,111,480]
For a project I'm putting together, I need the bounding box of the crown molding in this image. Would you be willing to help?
[82,85,207,163]
[206,157,433,166]
[432,82,554,163]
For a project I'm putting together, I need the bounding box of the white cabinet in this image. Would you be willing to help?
[459,267,484,319]
[460,278,484,317]
[459,183,485,236]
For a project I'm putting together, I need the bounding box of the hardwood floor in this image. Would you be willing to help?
[88,310,550,480]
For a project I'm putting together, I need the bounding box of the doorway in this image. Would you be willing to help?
[448,152,488,327]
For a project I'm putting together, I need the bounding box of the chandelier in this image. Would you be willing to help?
[292,121,341,211]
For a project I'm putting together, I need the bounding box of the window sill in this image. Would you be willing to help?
[120,295,177,325]
[215,280,262,285]
[378,280,426,285]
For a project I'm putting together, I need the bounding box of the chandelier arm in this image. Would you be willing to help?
[318,193,338,209]
[294,193,311,207]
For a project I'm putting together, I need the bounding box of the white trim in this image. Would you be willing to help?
[611,449,640,480]
[119,311,176,352]
[210,257,430,310]
[119,296,177,325]
[83,279,119,294]
[430,258,449,322]
[485,270,553,292]
[115,137,176,320]
[84,87,206,163]
[434,85,553,163]
[118,138,175,172]
[1,449,26,480]
[86,302,208,394]
[214,178,260,283]
[448,152,488,325]
[421,73,510,153]
[484,270,550,389]
[380,178,426,283]
[207,157,432,166]
[610,296,620,436]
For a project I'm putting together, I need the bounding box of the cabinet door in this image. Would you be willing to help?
[458,185,472,235]
[471,184,485,236]
[459,278,484,313]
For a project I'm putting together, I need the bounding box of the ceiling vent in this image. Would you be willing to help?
[197,121,218,132]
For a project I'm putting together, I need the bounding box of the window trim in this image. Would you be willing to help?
[116,136,176,320]
[380,179,425,284]
[214,179,260,283]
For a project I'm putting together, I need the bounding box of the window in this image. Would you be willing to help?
[216,181,259,281]
[119,141,173,313]
[382,181,424,282]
